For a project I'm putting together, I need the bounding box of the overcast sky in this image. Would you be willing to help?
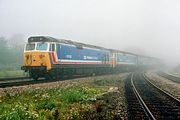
[0,0,180,66]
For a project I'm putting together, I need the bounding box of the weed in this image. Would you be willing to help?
[60,88,87,104]
[35,100,55,110]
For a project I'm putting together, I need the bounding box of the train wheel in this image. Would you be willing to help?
[32,75,39,80]
[29,71,39,80]
[45,72,54,80]
[45,70,59,80]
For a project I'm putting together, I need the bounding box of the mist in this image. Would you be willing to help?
[1,0,180,66]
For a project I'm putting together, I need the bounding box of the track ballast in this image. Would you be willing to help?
[157,71,180,83]
[129,73,180,119]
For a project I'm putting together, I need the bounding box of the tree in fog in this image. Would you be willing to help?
[0,35,25,70]
[0,37,13,69]
[8,34,25,67]
[8,34,25,48]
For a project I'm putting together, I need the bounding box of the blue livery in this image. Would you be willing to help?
[117,53,137,64]
[56,44,110,62]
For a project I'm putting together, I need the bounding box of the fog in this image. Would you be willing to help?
[1,0,180,66]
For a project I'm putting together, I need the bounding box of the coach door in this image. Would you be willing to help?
[50,43,57,63]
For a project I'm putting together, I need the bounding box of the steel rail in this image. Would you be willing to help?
[131,73,156,120]
[0,76,29,81]
[143,73,180,103]
[0,74,100,88]
[0,78,49,88]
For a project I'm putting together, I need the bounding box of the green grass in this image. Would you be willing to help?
[0,70,25,78]
[0,86,100,119]
[0,75,123,119]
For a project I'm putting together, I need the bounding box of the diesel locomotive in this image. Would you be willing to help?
[21,36,157,80]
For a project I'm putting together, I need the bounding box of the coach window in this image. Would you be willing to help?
[50,44,55,51]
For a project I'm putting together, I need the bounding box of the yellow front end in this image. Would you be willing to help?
[23,52,51,71]
[21,39,55,80]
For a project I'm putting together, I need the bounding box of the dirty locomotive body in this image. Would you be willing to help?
[21,36,156,80]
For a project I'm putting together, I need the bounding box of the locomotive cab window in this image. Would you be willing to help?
[36,43,48,51]
[25,43,35,51]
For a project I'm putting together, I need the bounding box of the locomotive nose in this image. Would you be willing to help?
[24,52,46,66]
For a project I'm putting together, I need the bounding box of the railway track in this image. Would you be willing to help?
[0,74,90,88]
[157,71,180,83]
[0,77,48,88]
[125,74,150,120]
[0,76,29,81]
[128,72,180,119]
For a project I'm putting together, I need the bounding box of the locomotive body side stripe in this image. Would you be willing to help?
[117,62,136,65]
[59,61,102,64]
[57,59,110,65]
[51,52,57,64]
[59,59,102,63]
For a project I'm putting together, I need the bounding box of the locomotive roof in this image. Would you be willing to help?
[28,36,108,50]
[28,36,158,60]
[28,36,139,55]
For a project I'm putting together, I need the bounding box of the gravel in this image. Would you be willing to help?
[145,72,180,99]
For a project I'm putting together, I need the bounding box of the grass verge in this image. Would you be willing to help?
[0,75,125,119]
